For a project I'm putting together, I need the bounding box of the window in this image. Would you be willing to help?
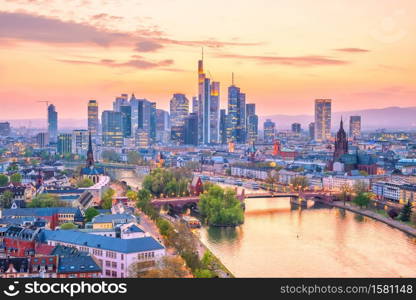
[105,270,111,277]
[112,262,117,268]
[111,271,117,277]
[105,261,110,267]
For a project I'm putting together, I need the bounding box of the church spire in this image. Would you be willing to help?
[340,116,344,130]
[86,131,94,168]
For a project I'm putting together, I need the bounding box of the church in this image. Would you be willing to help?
[329,118,378,175]
[80,132,105,183]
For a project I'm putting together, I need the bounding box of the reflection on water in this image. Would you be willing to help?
[199,197,416,278]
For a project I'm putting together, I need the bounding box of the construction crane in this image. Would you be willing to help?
[37,100,49,108]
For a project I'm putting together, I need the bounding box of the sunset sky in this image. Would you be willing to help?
[0,0,415,120]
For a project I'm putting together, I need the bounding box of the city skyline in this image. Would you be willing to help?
[0,0,415,119]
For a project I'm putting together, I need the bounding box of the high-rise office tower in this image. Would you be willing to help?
[57,133,72,155]
[219,109,227,145]
[120,104,132,138]
[314,99,332,142]
[263,119,276,143]
[87,100,99,142]
[156,109,170,143]
[291,123,301,134]
[202,77,211,144]
[72,129,89,155]
[150,102,157,143]
[101,111,123,147]
[170,93,189,131]
[309,122,315,140]
[209,81,220,144]
[113,94,129,112]
[349,116,361,139]
[246,103,258,143]
[197,52,206,144]
[184,113,198,146]
[135,129,150,148]
[36,132,49,148]
[227,75,246,143]
[131,98,155,145]
[192,96,199,114]
[48,104,58,144]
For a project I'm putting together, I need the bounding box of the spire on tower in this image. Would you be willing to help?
[232,72,235,85]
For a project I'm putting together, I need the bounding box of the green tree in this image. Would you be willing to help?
[156,218,172,236]
[84,207,100,222]
[127,151,142,165]
[0,174,9,186]
[0,190,14,208]
[199,185,244,226]
[76,178,94,188]
[290,176,309,191]
[10,173,22,184]
[101,188,115,209]
[339,184,352,205]
[28,194,63,208]
[60,222,77,230]
[399,201,413,222]
[101,150,121,162]
[352,193,370,209]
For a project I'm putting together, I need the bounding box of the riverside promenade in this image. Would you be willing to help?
[316,199,416,237]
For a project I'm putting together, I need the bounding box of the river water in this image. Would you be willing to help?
[198,196,416,278]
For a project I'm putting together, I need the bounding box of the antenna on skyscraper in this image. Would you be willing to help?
[232,72,235,85]
[202,47,204,61]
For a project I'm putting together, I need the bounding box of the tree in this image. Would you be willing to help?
[131,256,188,278]
[84,207,99,222]
[199,185,244,226]
[101,188,115,209]
[399,201,413,222]
[156,218,172,236]
[0,174,9,186]
[352,193,370,209]
[60,222,77,230]
[10,173,22,184]
[0,190,14,208]
[101,150,121,162]
[290,176,309,192]
[127,151,142,165]
[339,184,352,205]
[28,194,63,208]
[76,178,94,188]
[194,269,215,278]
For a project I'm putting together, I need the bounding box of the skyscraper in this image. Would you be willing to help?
[349,116,361,139]
[219,109,227,145]
[170,93,189,130]
[0,122,11,136]
[36,132,49,148]
[246,103,258,143]
[120,104,132,138]
[197,52,205,145]
[57,133,72,155]
[263,119,276,143]
[209,81,220,144]
[314,99,332,142]
[72,129,89,155]
[227,77,246,143]
[309,122,315,140]
[156,109,170,143]
[113,94,129,112]
[184,113,198,146]
[101,111,123,147]
[87,100,99,142]
[202,77,211,144]
[48,104,58,144]
[192,96,199,114]
[131,98,155,145]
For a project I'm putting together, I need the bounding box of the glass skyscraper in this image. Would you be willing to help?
[263,119,276,143]
[87,100,99,142]
[101,110,123,147]
[314,99,332,142]
[349,115,361,139]
[48,104,58,144]
[209,81,220,144]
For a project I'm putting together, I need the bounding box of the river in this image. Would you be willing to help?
[198,196,416,278]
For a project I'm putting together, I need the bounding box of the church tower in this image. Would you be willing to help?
[86,131,95,168]
[333,117,348,161]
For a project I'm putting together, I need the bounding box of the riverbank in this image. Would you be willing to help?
[317,199,416,237]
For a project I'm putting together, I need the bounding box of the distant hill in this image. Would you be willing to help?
[1,119,87,130]
[260,106,416,131]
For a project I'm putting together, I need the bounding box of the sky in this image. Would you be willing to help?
[0,0,415,120]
